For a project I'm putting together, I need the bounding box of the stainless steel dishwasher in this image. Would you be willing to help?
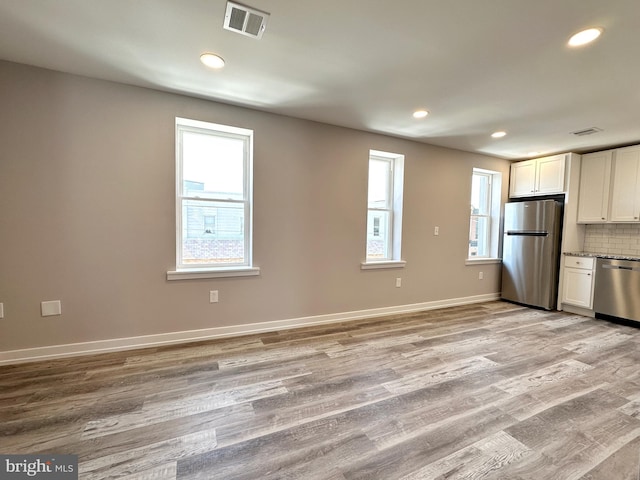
[594,257,640,322]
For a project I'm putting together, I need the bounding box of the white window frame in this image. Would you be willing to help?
[167,117,259,280]
[362,150,406,270]
[467,167,502,264]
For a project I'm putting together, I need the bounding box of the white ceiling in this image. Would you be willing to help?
[0,0,638,159]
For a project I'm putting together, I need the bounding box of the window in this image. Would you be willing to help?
[169,118,259,279]
[363,150,405,268]
[366,156,393,259]
[468,168,501,260]
[204,215,216,234]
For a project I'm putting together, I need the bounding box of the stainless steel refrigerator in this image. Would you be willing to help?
[501,199,562,310]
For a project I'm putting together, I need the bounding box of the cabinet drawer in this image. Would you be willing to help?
[564,256,595,270]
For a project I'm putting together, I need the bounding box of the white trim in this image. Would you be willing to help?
[360,260,407,270]
[560,303,595,318]
[465,258,502,265]
[175,117,252,137]
[167,267,260,280]
[175,117,254,271]
[369,149,401,160]
[469,168,502,260]
[0,293,499,365]
[366,150,405,263]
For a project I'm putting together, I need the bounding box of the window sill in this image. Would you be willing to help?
[361,260,407,270]
[167,267,261,280]
[465,258,502,266]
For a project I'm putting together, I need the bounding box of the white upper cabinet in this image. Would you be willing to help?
[509,160,536,197]
[536,155,567,194]
[610,145,640,222]
[509,154,565,198]
[577,150,612,223]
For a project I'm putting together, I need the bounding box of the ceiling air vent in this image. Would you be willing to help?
[571,127,603,136]
[224,2,270,39]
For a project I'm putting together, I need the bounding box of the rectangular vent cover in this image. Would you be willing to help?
[571,127,603,136]
[224,2,269,39]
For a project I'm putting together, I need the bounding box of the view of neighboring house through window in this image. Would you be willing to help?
[203,215,216,234]
[365,150,405,263]
[469,168,501,259]
[175,117,253,269]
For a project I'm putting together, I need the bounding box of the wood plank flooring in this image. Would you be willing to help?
[3,301,640,479]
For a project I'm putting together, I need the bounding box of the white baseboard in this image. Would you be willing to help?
[560,303,595,318]
[0,293,499,365]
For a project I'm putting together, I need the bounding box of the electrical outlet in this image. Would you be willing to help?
[396,278,402,288]
[209,290,219,303]
[41,300,62,317]
[0,303,3,319]
[434,226,439,236]
[479,271,484,280]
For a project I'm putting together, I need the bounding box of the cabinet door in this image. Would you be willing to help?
[536,155,566,194]
[577,151,612,223]
[610,146,640,222]
[509,160,536,197]
[562,267,594,309]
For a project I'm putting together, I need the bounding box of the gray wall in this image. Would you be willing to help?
[0,60,511,352]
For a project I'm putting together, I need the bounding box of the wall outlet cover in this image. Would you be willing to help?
[41,300,62,316]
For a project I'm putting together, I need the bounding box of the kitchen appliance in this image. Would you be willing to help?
[594,258,640,322]
[501,199,562,310]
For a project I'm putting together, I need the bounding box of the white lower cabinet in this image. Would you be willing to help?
[561,256,595,309]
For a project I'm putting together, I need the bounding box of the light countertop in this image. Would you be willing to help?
[564,252,640,262]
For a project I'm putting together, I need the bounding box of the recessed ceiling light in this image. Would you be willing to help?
[491,131,507,138]
[568,27,603,47]
[413,109,429,119]
[200,53,225,69]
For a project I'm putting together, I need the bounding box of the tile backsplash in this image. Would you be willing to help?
[584,224,640,256]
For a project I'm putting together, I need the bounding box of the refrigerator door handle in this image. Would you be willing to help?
[505,231,549,236]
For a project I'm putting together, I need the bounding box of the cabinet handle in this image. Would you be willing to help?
[587,273,592,276]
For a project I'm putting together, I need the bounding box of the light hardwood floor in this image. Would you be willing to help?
[3,301,640,479]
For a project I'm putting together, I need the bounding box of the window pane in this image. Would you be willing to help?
[368,159,390,207]
[182,131,245,200]
[469,216,489,257]
[182,200,245,264]
[471,173,490,215]
[468,168,500,260]
[366,210,390,259]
